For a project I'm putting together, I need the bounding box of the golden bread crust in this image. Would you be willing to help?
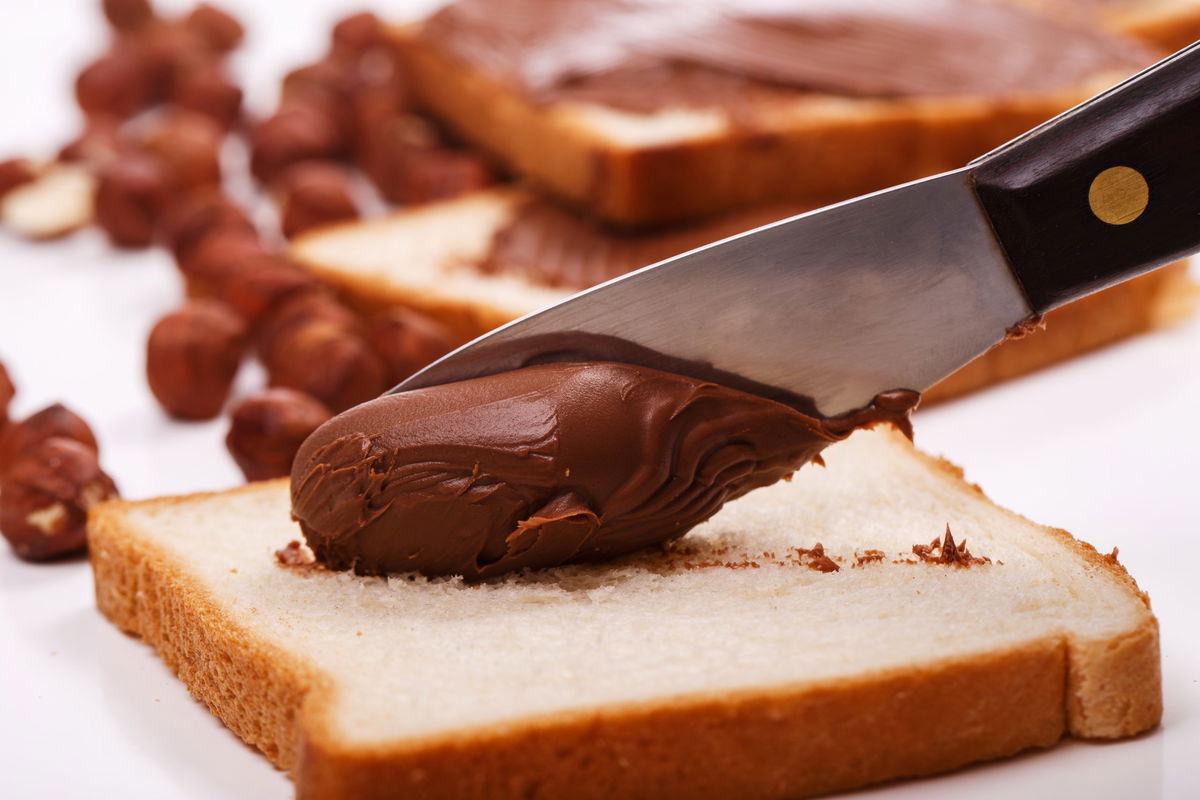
[88,433,1162,799]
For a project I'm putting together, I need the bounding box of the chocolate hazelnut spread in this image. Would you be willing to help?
[419,0,1150,110]
[290,362,915,580]
[478,198,800,289]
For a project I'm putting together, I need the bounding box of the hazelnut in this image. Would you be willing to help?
[138,22,211,92]
[215,254,317,324]
[146,300,247,420]
[161,190,255,263]
[177,229,266,298]
[95,152,171,248]
[395,148,494,205]
[331,12,384,57]
[249,104,344,184]
[74,49,157,118]
[348,66,411,157]
[369,308,455,385]
[102,0,156,32]
[171,61,243,129]
[140,110,224,191]
[280,60,365,145]
[0,437,119,561]
[275,161,360,239]
[57,115,129,168]
[226,389,331,481]
[255,290,362,363]
[0,361,14,431]
[0,158,37,201]
[266,320,385,413]
[281,59,350,112]
[0,403,99,476]
[357,114,439,192]
[182,3,244,53]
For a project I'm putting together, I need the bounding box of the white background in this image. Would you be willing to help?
[1,1,1197,797]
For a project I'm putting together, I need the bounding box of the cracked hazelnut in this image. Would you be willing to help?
[266,320,384,413]
[146,300,247,420]
[171,61,243,129]
[140,110,224,191]
[0,361,14,431]
[161,190,255,263]
[249,104,344,184]
[369,308,455,385]
[102,0,155,32]
[95,152,171,247]
[0,437,119,561]
[176,228,265,298]
[182,3,243,53]
[275,161,360,239]
[226,389,331,481]
[75,49,157,118]
[0,159,37,201]
[0,403,99,476]
[215,255,318,324]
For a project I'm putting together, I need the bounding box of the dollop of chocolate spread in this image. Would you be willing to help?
[290,362,916,580]
[418,0,1150,108]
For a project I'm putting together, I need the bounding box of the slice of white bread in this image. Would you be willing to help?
[90,428,1160,799]
[1011,0,1200,52]
[290,189,1196,405]
[391,19,1147,227]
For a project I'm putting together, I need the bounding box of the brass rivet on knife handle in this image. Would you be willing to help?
[1088,166,1149,225]
[970,40,1200,313]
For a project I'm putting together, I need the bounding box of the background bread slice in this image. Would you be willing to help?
[290,189,1196,404]
[394,25,1139,228]
[1012,0,1200,51]
[89,428,1160,799]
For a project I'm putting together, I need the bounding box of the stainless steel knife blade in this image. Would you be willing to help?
[394,168,1030,417]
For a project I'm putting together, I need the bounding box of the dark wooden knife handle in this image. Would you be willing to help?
[970,41,1200,314]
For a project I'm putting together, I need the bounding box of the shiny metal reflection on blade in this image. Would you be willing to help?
[393,168,1032,417]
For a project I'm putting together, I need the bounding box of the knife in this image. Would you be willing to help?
[395,42,1200,417]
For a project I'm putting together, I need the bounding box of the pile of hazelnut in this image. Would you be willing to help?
[0,0,495,562]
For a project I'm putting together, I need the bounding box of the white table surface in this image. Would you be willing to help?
[1,2,1198,798]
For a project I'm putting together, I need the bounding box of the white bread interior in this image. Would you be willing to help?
[90,428,1160,799]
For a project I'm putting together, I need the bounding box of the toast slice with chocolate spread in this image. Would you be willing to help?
[1010,0,1200,52]
[289,189,1196,404]
[89,428,1160,799]
[392,0,1156,227]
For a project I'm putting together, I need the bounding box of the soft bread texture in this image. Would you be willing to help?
[90,428,1160,799]
[290,189,1196,404]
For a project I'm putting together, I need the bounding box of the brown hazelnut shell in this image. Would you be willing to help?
[369,308,455,385]
[0,403,98,476]
[266,320,384,413]
[275,161,360,239]
[226,389,332,481]
[95,152,172,248]
[146,300,248,420]
[0,437,118,561]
